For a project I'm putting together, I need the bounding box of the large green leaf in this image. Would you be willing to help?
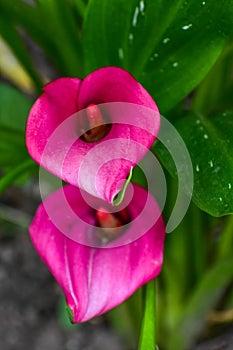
[155,111,233,216]
[83,0,233,113]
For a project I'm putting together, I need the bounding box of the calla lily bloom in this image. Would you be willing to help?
[26,67,160,203]
[30,183,165,322]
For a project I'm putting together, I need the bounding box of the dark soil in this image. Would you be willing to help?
[195,328,233,350]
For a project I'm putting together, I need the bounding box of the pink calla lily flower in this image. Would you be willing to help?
[30,184,165,322]
[26,67,160,203]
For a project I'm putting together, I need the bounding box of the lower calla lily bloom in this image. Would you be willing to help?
[26,67,160,203]
[30,183,165,322]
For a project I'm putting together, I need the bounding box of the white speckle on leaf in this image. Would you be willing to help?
[139,0,145,14]
[182,23,193,30]
[202,1,206,5]
[196,165,200,172]
[196,119,201,124]
[219,197,223,202]
[150,56,154,61]
[172,62,178,67]
[228,183,232,189]
[132,7,139,27]
[128,33,134,41]
[213,166,221,173]
[163,37,170,44]
[209,160,213,167]
[204,134,208,139]
[154,53,159,58]
[118,48,124,60]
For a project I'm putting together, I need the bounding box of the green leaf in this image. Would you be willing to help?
[65,305,74,324]
[217,215,233,260]
[0,0,51,54]
[0,129,28,168]
[0,0,83,77]
[83,0,233,113]
[192,43,233,115]
[0,83,32,131]
[169,257,233,350]
[72,0,87,18]
[36,0,84,76]
[0,159,36,194]
[155,111,233,216]
[0,17,42,91]
[58,297,77,329]
[0,83,32,171]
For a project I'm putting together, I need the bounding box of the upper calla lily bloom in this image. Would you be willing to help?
[26,67,160,203]
[30,183,165,322]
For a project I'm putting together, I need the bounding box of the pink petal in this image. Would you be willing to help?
[29,184,165,322]
[26,77,81,163]
[77,66,158,109]
[26,68,160,203]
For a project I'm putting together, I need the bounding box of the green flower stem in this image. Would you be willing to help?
[189,204,205,282]
[113,167,133,206]
[192,44,233,115]
[138,279,157,350]
[217,214,233,260]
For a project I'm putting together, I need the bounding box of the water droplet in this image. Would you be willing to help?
[209,160,213,167]
[118,48,124,60]
[196,165,200,172]
[172,62,178,67]
[128,33,134,41]
[228,183,232,189]
[132,7,139,27]
[182,24,193,30]
[204,134,208,139]
[163,37,170,44]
